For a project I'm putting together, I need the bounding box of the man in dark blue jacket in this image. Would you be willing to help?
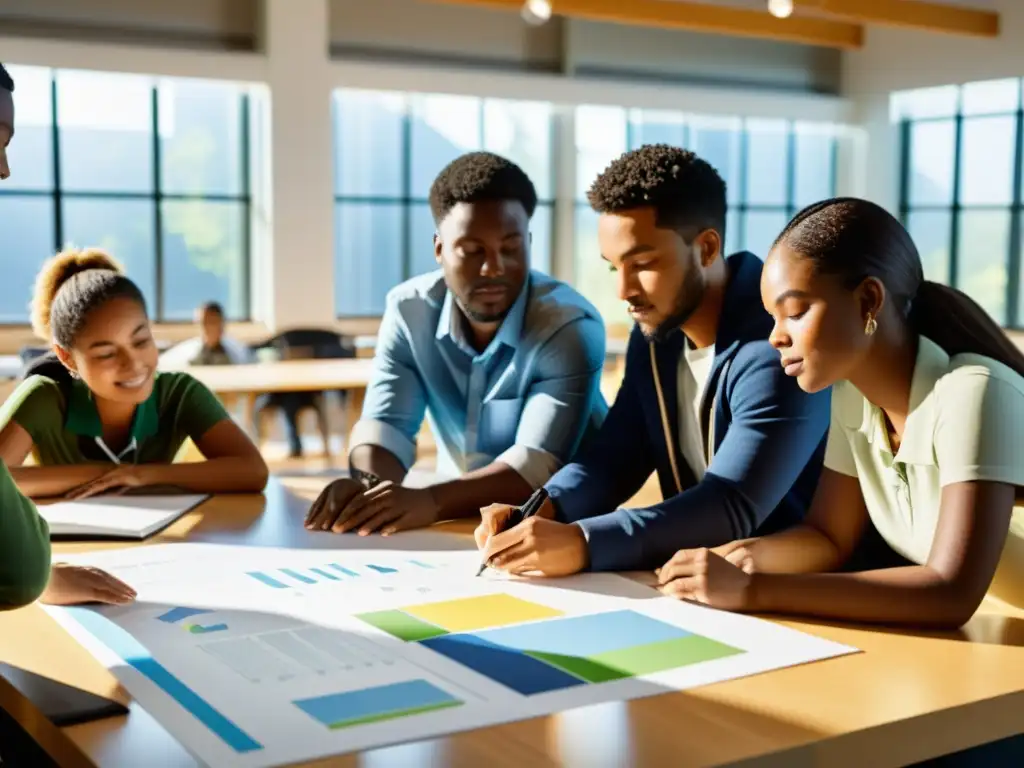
[476,144,830,574]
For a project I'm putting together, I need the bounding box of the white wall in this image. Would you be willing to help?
[0,0,853,332]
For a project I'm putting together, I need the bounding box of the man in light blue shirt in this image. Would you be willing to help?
[306,152,606,535]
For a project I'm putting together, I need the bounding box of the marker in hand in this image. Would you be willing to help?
[475,487,549,577]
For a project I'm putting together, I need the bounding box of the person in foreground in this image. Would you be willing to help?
[0,460,136,608]
[0,249,269,500]
[476,144,830,575]
[657,197,1024,628]
[306,151,606,535]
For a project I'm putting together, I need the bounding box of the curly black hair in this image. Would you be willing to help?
[428,151,538,225]
[587,144,727,240]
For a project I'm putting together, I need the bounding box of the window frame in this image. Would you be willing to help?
[898,86,1024,328]
[0,70,254,324]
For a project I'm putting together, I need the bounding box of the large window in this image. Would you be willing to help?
[333,90,554,317]
[574,106,838,323]
[0,66,252,324]
[897,79,1024,327]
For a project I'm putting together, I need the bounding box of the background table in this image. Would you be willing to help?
[0,477,1022,767]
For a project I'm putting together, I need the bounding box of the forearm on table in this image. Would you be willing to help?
[429,462,533,521]
[140,457,268,494]
[750,567,979,628]
[741,525,848,574]
[348,444,407,485]
[10,465,111,499]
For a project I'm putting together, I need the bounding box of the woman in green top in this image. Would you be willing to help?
[657,198,1024,628]
[0,248,269,499]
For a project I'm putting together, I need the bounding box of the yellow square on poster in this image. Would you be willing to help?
[403,594,562,632]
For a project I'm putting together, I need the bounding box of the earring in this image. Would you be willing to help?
[864,315,878,336]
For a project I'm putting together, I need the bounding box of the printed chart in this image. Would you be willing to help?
[47,543,858,768]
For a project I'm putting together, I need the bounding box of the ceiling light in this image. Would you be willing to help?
[767,0,794,19]
[522,0,552,26]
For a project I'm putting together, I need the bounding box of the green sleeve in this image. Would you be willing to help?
[0,375,64,444]
[168,373,231,440]
[0,461,51,610]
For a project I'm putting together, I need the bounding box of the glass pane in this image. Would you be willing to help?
[484,99,553,200]
[158,79,243,196]
[959,116,1016,205]
[335,202,404,316]
[690,117,742,205]
[161,201,246,321]
[905,210,951,284]
[891,85,959,121]
[530,203,552,274]
[61,198,157,311]
[572,204,620,324]
[907,120,956,206]
[725,209,741,255]
[575,105,626,202]
[409,203,439,279]
[961,78,1019,116]
[56,70,154,193]
[3,64,54,191]
[956,210,1010,325]
[0,197,55,322]
[333,90,405,198]
[794,125,836,208]
[627,109,686,149]
[742,210,789,259]
[410,94,482,195]
[744,119,789,206]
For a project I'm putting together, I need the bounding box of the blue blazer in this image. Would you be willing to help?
[546,251,831,571]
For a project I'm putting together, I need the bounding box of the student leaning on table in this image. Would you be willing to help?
[306,151,607,535]
[657,198,1024,627]
[0,249,269,500]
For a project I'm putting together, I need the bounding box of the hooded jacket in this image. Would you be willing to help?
[545,251,831,571]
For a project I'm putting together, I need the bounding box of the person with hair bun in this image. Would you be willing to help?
[0,248,269,500]
[658,197,1024,628]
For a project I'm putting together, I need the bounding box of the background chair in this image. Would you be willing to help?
[249,329,356,458]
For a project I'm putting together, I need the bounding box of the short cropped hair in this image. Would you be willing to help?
[428,151,538,225]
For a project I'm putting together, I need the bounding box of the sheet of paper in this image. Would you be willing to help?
[39,495,209,536]
[47,543,859,767]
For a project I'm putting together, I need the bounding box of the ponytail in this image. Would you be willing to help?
[909,280,1024,378]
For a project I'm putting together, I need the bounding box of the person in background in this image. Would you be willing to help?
[0,248,269,500]
[475,144,830,576]
[654,198,1024,627]
[1,62,15,180]
[0,66,136,609]
[305,151,607,535]
[159,301,254,368]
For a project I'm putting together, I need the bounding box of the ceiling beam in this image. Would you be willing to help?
[428,0,865,50]
[798,0,999,38]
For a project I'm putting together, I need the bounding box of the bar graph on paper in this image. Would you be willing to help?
[47,543,858,768]
[246,558,436,591]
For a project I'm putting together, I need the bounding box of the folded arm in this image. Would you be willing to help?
[577,346,831,571]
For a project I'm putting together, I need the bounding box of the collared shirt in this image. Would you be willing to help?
[0,372,230,466]
[350,270,607,488]
[825,335,1024,610]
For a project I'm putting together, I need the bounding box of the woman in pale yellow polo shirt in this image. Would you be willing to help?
[656,197,1024,628]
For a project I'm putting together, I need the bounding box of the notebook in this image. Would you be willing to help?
[38,494,210,539]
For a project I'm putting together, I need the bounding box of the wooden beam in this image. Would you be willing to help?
[428,0,865,50]
[798,0,999,38]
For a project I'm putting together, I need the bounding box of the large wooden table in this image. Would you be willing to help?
[168,359,376,438]
[1,478,1022,767]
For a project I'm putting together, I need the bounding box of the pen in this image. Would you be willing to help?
[475,487,549,577]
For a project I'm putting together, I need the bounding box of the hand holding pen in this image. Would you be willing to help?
[474,487,550,576]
